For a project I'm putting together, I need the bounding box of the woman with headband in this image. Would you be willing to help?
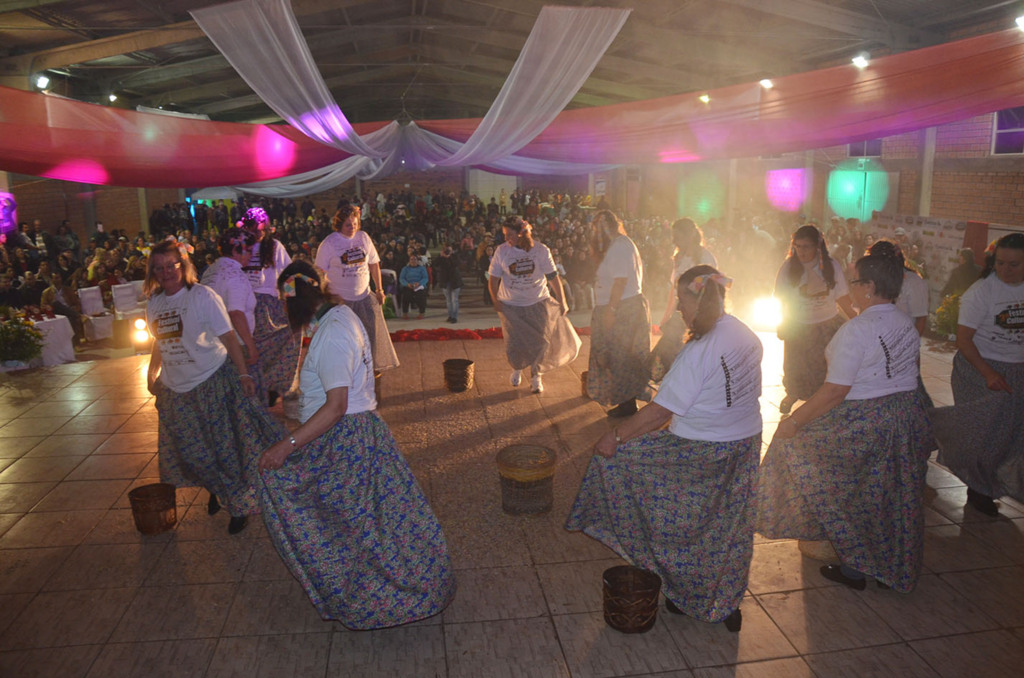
[257,260,453,628]
[568,266,762,632]
[201,227,259,385]
[144,239,284,535]
[757,254,932,593]
[239,206,301,406]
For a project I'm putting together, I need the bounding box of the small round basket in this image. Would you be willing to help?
[602,565,662,634]
[128,482,177,535]
[496,444,556,515]
[443,358,475,392]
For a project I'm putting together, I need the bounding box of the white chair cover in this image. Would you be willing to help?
[78,286,105,316]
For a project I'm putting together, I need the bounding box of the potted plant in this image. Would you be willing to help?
[932,293,960,341]
[0,316,45,367]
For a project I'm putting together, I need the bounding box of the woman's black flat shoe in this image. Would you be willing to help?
[227,516,248,535]
[723,609,742,633]
[966,488,999,516]
[820,564,866,590]
[207,493,221,516]
[665,598,684,615]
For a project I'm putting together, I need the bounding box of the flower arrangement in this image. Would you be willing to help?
[0,316,45,363]
[933,293,960,340]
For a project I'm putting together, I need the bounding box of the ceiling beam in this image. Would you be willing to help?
[0,0,65,12]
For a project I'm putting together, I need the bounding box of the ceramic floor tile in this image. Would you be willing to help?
[24,434,110,457]
[243,538,294,581]
[0,416,71,438]
[77,398,150,417]
[925,486,1024,524]
[0,512,21,537]
[328,625,446,678]
[44,542,168,590]
[525,513,620,565]
[19,400,91,419]
[221,579,326,636]
[116,411,160,433]
[664,596,798,668]
[443,566,547,623]
[910,629,1024,677]
[47,385,110,400]
[85,639,218,678]
[925,462,964,490]
[923,524,1015,572]
[145,538,254,585]
[0,587,137,650]
[692,657,816,678]
[0,509,106,548]
[803,643,946,678]
[553,611,687,678]
[0,546,73,593]
[66,453,153,481]
[445,618,570,678]
[757,587,901,654]
[856,574,998,640]
[0,455,83,483]
[33,479,132,511]
[93,431,158,454]
[939,565,1024,627]
[83,508,176,545]
[960,517,1024,564]
[115,477,200,510]
[0,481,56,513]
[110,583,237,642]
[0,645,103,678]
[0,593,35,636]
[172,504,249,541]
[536,558,628,615]
[746,539,826,594]
[0,436,45,458]
[54,414,131,436]
[208,633,331,678]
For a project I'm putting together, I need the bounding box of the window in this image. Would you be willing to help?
[848,138,882,157]
[993,106,1024,154]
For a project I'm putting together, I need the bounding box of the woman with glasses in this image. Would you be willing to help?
[145,239,284,535]
[757,254,932,592]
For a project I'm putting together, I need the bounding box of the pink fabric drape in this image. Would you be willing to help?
[3,27,1024,187]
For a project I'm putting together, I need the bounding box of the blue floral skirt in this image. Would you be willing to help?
[756,390,933,592]
[254,293,300,396]
[566,432,761,622]
[587,294,652,406]
[155,360,286,516]
[258,410,454,629]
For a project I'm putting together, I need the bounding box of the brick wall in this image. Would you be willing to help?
[884,130,923,160]
[931,170,1024,224]
[935,114,992,157]
[9,175,92,242]
[95,186,144,234]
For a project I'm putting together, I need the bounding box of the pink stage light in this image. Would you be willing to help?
[253,126,298,176]
[45,160,109,184]
[765,168,809,212]
[658,148,701,163]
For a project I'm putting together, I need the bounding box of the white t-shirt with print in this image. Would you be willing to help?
[299,305,376,422]
[958,274,1024,363]
[669,247,717,286]
[147,284,232,393]
[314,230,380,301]
[774,257,850,325]
[243,239,292,296]
[653,314,763,442]
[488,242,556,306]
[595,235,643,306]
[825,303,920,400]
[895,269,929,320]
[201,257,256,335]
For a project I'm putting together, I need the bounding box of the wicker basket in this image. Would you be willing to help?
[496,444,556,515]
[603,565,661,634]
[128,482,177,535]
[443,358,475,392]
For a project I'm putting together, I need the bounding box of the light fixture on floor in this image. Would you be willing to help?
[131,317,151,354]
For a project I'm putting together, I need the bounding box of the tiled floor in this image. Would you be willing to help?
[1,322,1023,677]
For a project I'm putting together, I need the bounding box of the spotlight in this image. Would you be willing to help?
[750,297,782,331]
[35,74,50,90]
[759,78,774,89]
[1017,16,1024,30]
[852,54,869,69]
[108,93,117,102]
[131,317,151,353]
[699,93,710,104]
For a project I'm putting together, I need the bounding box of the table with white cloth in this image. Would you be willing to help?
[34,315,76,366]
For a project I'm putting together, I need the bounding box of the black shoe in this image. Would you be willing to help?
[819,564,866,591]
[665,598,684,615]
[779,394,797,415]
[268,390,280,407]
[607,399,638,418]
[966,488,999,516]
[723,609,742,633]
[207,493,221,516]
[227,515,248,535]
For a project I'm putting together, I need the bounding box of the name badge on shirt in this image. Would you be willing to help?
[152,310,183,340]
[340,248,366,266]
[509,259,535,277]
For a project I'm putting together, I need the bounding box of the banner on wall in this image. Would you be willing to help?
[871,212,968,309]
[0,192,16,238]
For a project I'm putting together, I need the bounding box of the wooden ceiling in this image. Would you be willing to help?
[0,0,1017,124]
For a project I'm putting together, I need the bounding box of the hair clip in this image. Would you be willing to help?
[686,273,732,296]
[281,273,319,298]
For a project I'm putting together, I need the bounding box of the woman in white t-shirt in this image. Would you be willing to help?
[201,227,259,379]
[488,215,579,394]
[867,239,929,335]
[240,207,300,405]
[774,225,856,414]
[145,240,285,535]
[314,201,399,370]
[757,254,933,593]
[932,233,1024,515]
[568,266,761,632]
[587,210,652,417]
[256,261,454,629]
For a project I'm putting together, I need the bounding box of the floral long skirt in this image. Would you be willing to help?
[587,294,652,406]
[155,360,286,516]
[933,353,1024,500]
[498,297,580,373]
[347,295,400,371]
[781,314,844,400]
[254,293,300,396]
[258,411,455,629]
[566,432,761,622]
[756,390,933,592]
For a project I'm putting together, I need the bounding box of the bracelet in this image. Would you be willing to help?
[240,374,254,380]
[613,428,623,444]
[288,435,297,449]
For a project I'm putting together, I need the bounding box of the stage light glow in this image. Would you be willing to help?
[676,170,725,221]
[35,75,49,89]
[133,318,148,331]
[1016,15,1024,30]
[759,79,773,89]
[133,329,150,344]
[253,126,298,176]
[826,158,889,221]
[765,168,809,212]
[852,54,869,69]
[45,159,109,184]
[108,93,117,102]
[658,149,701,163]
[750,297,782,331]
[699,94,710,104]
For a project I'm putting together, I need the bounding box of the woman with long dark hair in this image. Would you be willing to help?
[773,224,856,414]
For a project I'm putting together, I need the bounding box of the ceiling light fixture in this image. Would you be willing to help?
[759,78,774,89]
[852,53,869,69]
[108,93,117,102]
[1017,16,1024,30]
[699,94,710,104]
[35,74,50,90]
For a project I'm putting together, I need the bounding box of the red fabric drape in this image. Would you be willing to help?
[4,28,1024,186]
